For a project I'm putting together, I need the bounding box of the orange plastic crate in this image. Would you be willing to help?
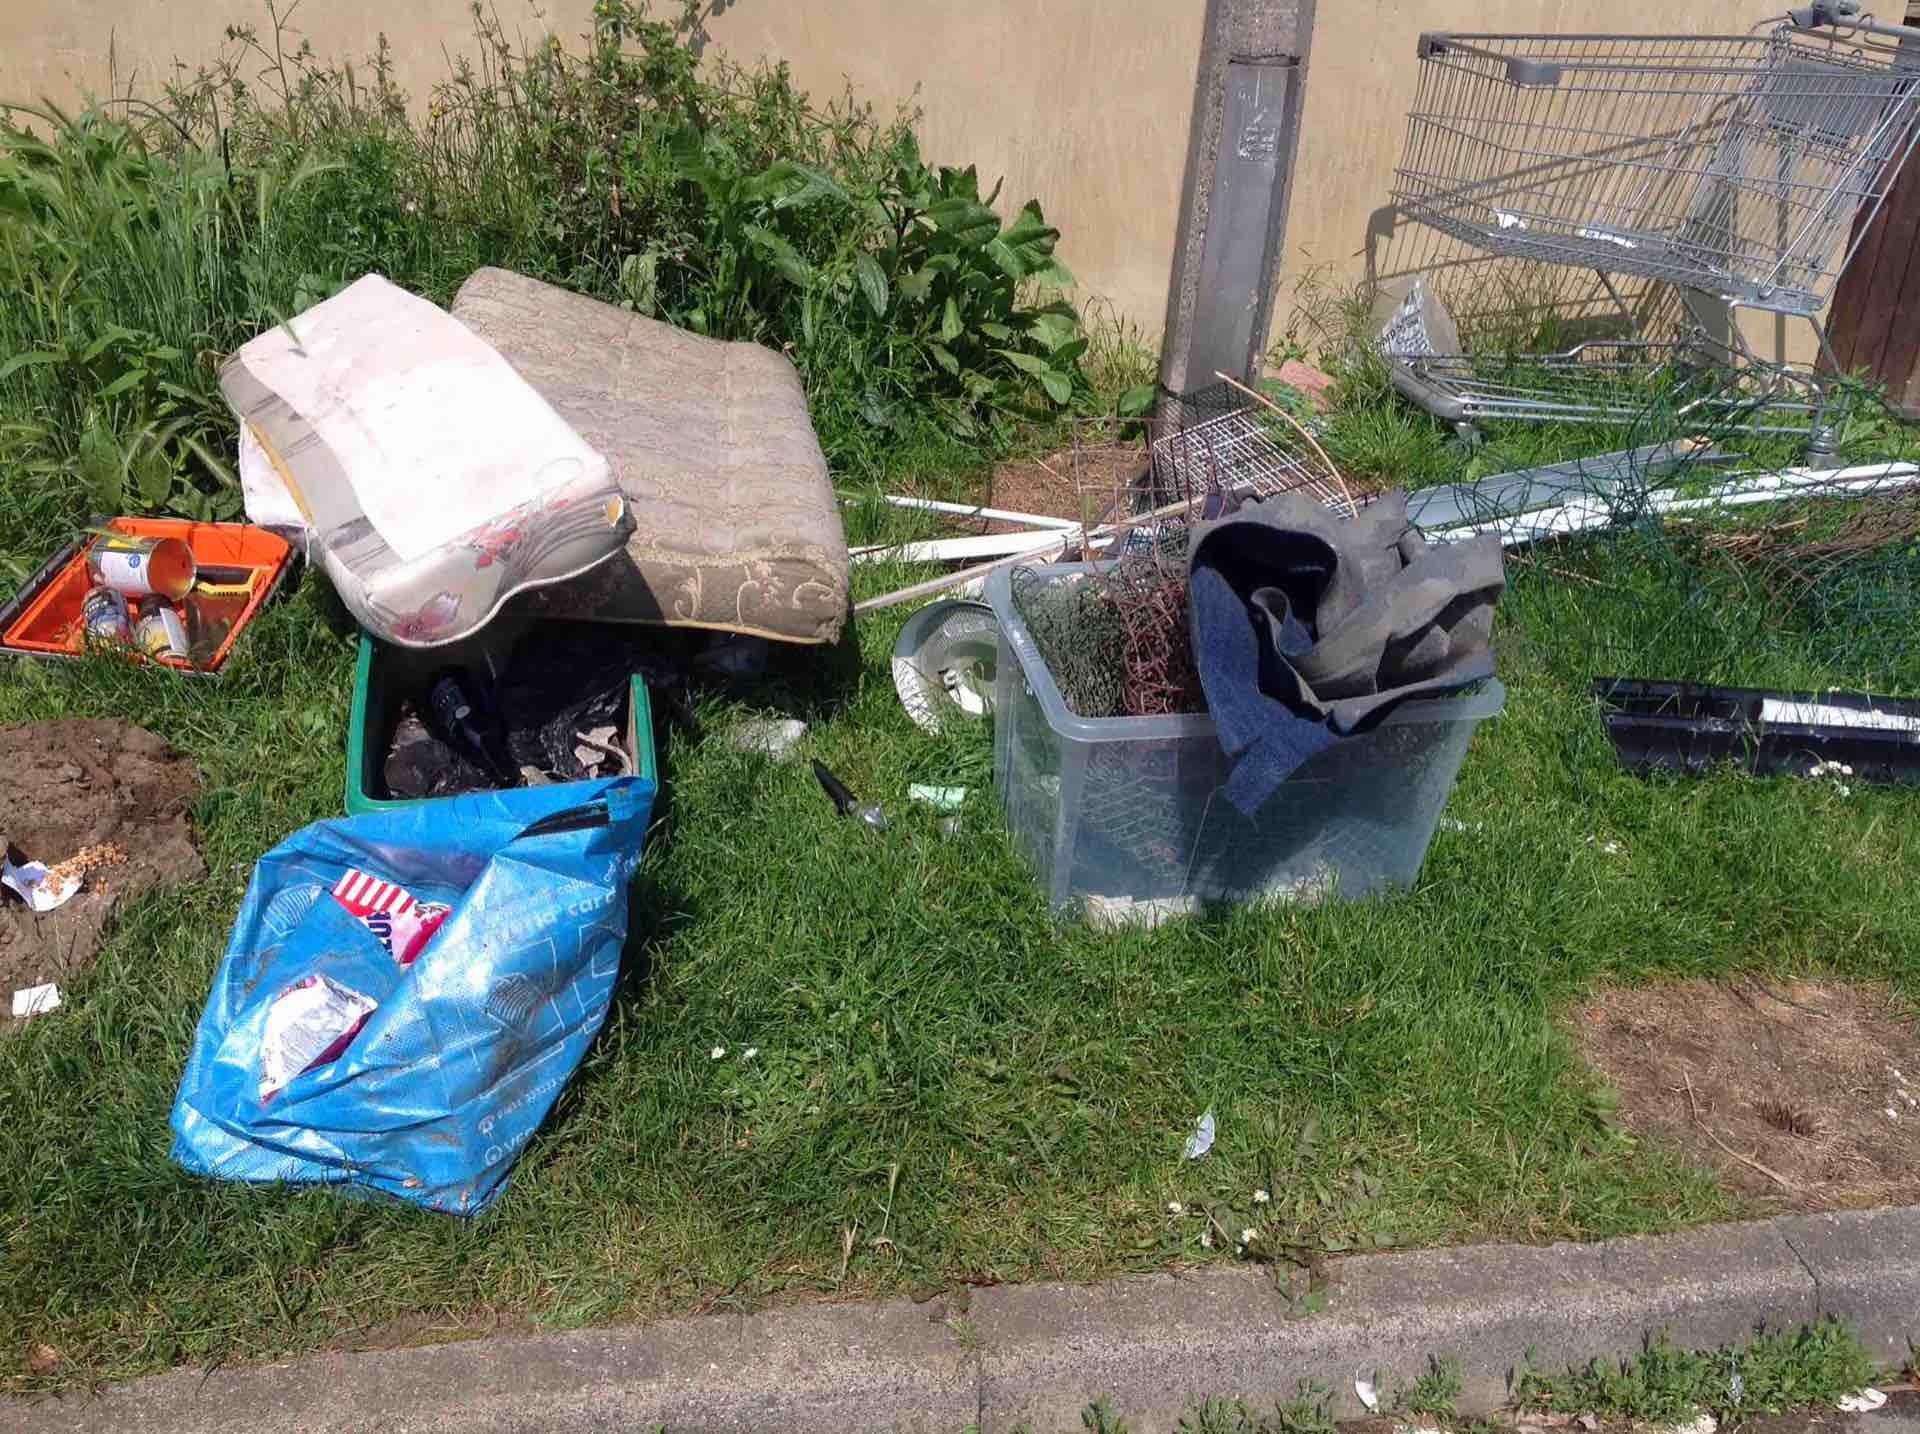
[1,518,294,674]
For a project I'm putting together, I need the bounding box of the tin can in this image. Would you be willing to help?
[87,534,196,600]
[134,596,191,661]
[80,586,132,644]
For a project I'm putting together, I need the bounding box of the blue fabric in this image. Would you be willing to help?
[170,776,654,1215]
[1189,562,1342,815]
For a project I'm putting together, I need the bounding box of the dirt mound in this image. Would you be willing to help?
[1574,979,1920,1210]
[0,719,204,1012]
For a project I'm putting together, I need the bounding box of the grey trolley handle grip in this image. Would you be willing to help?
[1417,32,1563,87]
[1788,2,1920,40]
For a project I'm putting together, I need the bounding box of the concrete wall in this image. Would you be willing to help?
[0,0,1810,355]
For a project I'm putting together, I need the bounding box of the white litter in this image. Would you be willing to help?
[573,724,624,772]
[726,718,808,762]
[1084,893,1201,930]
[1184,1109,1217,1161]
[908,785,967,812]
[11,983,62,1019]
[1355,1375,1381,1413]
[853,530,1066,565]
[1838,1389,1887,1413]
[258,975,376,1099]
[1807,759,1855,797]
[1662,1413,1717,1434]
[1764,700,1920,734]
[1492,209,1530,231]
[1427,462,1920,551]
[866,493,1081,530]
[1,857,81,913]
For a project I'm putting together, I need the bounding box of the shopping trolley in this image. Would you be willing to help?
[1384,3,1920,454]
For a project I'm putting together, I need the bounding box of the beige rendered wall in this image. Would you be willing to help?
[0,0,1814,357]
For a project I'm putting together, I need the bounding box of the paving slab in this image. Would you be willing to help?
[6,1296,978,1434]
[1775,1206,1920,1366]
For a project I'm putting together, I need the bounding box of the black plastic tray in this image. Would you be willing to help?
[1593,677,1920,783]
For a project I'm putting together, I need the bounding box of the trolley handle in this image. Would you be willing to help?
[1417,33,1564,87]
[1788,2,1920,41]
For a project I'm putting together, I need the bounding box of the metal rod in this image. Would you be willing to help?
[863,494,1082,530]
[853,491,1200,615]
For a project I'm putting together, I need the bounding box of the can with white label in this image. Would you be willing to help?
[134,596,191,660]
[86,534,196,600]
[80,586,133,644]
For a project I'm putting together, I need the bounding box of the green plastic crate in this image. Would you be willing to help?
[345,629,656,815]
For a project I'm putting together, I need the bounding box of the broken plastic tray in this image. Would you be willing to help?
[346,628,656,815]
[0,517,293,674]
[1594,678,1920,783]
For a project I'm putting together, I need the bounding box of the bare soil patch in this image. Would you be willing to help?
[1573,979,1920,1210]
[985,442,1148,527]
[0,718,203,1014]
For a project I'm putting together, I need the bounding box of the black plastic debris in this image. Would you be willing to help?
[1593,678,1920,784]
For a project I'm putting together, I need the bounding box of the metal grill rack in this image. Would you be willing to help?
[1386,333,1825,434]
[1144,387,1357,523]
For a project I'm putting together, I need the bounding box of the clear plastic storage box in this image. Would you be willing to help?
[988,564,1504,915]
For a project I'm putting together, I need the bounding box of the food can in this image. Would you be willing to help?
[80,586,132,644]
[134,596,191,660]
[86,534,196,600]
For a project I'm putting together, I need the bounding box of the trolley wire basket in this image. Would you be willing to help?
[1391,7,1920,317]
[1374,273,1828,448]
[1388,338,1820,431]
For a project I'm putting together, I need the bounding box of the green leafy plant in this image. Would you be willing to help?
[1396,1356,1464,1420]
[1514,1322,1879,1424]
[0,100,358,522]
[663,124,1083,440]
[1175,1385,1339,1434]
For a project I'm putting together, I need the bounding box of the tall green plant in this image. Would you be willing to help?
[663,126,1083,440]
[0,109,335,519]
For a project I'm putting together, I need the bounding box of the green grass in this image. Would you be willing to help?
[1020,1319,1883,1432]
[1515,1320,1882,1423]
[4,488,1920,1388]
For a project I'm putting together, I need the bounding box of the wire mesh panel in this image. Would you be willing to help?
[1392,19,1920,314]
[1143,384,1357,525]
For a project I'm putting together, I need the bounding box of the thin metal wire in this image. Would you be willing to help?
[1391,21,1920,315]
